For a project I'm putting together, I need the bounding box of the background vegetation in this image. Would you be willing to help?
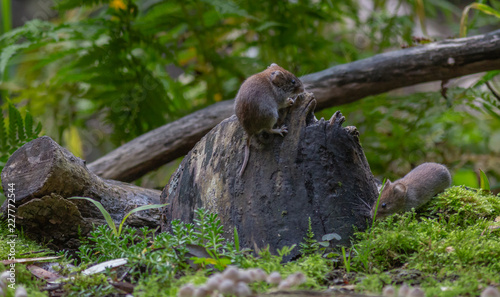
[0,1,500,295]
[1,0,500,190]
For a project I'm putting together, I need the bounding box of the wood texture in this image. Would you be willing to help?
[0,136,162,249]
[161,92,378,260]
[88,30,500,182]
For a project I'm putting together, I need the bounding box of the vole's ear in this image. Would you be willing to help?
[268,63,278,68]
[270,70,285,84]
[393,183,407,195]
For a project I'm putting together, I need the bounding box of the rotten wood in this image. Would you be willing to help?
[0,136,162,249]
[88,30,500,182]
[161,92,379,260]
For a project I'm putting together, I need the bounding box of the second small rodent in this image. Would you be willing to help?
[234,63,305,177]
[371,162,451,219]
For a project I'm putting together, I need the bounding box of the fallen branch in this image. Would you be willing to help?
[1,136,162,249]
[88,30,500,182]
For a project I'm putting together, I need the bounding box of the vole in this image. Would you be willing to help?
[234,63,305,177]
[370,162,451,219]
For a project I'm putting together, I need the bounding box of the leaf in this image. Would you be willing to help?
[185,244,212,258]
[479,169,490,191]
[24,112,34,138]
[482,102,500,122]
[8,103,19,147]
[233,226,240,252]
[1,256,62,265]
[15,107,26,142]
[318,241,330,247]
[0,106,7,153]
[81,258,128,276]
[255,21,288,32]
[34,122,42,136]
[199,0,250,17]
[473,70,500,88]
[27,265,62,283]
[117,204,168,236]
[322,233,342,241]
[0,43,31,81]
[68,197,117,236]
[460,3,500,37]
[415,0,427,36]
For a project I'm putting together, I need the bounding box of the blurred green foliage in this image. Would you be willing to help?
[331,83,500,189]
[0,0,499,189]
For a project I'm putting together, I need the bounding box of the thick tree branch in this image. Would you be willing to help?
[88,30,500,182]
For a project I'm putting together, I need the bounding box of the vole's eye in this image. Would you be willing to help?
[291,79,296,84]
[381,203,387,208]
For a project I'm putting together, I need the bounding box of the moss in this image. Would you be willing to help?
[352,186,500,296]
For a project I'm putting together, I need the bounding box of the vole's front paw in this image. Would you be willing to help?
[286,97,295,107]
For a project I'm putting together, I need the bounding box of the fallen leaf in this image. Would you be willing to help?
[27,265,62,283]
[82,258,128,276]
[1,256,62,265]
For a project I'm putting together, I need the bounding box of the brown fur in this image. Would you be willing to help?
[371,162,451,219]
[234,63,304,177]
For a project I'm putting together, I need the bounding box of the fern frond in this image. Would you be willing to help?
[8,104,18,148]
[15,108,26,142]
[0,44,30,82]
[0,108,7,155]
[34,122,42,136]
[24,111,34,139]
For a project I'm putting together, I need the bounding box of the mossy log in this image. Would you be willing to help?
[1,136,162,249]
[161,92,379,259]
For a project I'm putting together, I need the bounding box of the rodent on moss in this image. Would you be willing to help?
[371,162,451,219]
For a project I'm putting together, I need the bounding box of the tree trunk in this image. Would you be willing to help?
[88,29,500,182]
[1,136,162,249]
[161,92,378,260]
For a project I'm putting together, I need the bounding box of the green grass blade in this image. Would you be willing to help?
[233,226,240,252]
[479,169,490,191]
[68,197,117,236]
[371,178,387,226]
[117,204,167,236]
[1,0,12,34]
[342,246,350,273]
[460,3,500,37]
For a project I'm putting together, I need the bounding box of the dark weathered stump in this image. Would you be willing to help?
[1,136,162,249]
[161,92,378,258]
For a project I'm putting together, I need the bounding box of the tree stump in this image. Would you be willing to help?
[161,92,378,259]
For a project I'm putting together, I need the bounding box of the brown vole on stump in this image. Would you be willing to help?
[371,162,451,219]
[234,63,305,177]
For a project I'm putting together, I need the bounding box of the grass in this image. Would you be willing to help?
[0,186,498,296]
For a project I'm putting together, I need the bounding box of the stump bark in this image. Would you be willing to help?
[1,136,162,249]
[161,92,378,259]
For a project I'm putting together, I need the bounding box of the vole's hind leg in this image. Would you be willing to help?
[268,125,288,137]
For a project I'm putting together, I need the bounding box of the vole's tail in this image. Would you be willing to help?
[239,137,251,177]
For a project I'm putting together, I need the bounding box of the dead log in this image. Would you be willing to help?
[1,136,162,249]
[161,92,379,260]
[88,29,500,182]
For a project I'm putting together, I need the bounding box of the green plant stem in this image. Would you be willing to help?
[1,0,12,34]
